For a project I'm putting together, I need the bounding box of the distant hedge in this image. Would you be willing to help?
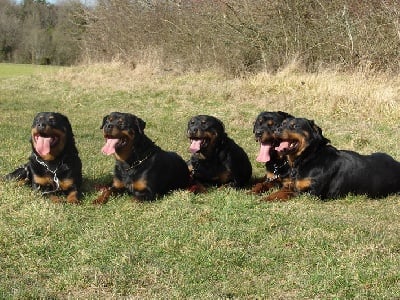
[83,0,400,74]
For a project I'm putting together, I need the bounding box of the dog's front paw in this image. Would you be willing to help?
[264,188,297,202]
[250,181,275,194]
[93,188,112,205]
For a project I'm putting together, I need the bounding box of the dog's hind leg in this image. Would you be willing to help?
[4,164,30,185]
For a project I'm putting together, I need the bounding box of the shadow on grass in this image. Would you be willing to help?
[81,174,113,194]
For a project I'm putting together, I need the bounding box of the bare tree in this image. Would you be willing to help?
[0,0,21,61]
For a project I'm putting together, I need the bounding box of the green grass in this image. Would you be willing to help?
[1,63,400,298]
[0,63,59,78]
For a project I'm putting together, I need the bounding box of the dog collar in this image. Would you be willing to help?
[33,153,62,194]
[125,148,159,171]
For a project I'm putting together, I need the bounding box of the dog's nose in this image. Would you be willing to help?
[255,129,263,137]
[37,122,46,130]
[189,128,198,134]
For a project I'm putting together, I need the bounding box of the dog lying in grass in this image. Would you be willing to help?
[94,112,190,204]
[267,117,400,201]
[251,111,293,195]
[5,112,82,204]
[187,114,252,191]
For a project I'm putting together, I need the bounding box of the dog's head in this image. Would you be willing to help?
[253,111,293,163]
[101,112,146,160]
[31,112,74,161]
[187,115,227,157]
[274,117,330,163]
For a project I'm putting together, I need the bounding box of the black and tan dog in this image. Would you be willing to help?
[94,112,190,204]
[5,112,82,203]
[251,111,293,194]
[187,115,252,189]
[267,117,400,201]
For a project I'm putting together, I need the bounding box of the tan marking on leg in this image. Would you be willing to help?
[49,195,62,203]
[93,188,113,205]
[265,187,297,201]
[93,178,125,205]
[132,179,147,191]
[59,178,74,190]
[66,190,80,204]
[295,178,312,192]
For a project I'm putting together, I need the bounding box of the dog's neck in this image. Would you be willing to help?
[200,136,227,160]
[290,140,326,169]
[125,135,160,168]
[31,152,68,174]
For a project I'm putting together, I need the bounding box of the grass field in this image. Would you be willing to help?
[1,62,400,299]
[0,63,58,78]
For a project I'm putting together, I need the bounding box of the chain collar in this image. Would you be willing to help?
[265,160,289,182]
[125,148,158,171]
[33,153,62,194]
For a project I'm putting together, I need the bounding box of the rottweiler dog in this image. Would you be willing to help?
[267,117,400,201]
[251,111,293,194]
[5,112,82,203]
[187,115,252,189]
[94,112,190,204]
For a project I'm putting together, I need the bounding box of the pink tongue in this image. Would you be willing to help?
[256,144,272,162]
[275,141,290,152]
[102,138,119,155]
[189,140,202,153]
[35,136,52,156]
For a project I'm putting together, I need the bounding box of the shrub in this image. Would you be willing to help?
[83,0,400,74]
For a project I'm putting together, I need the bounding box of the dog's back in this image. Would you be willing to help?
[299,145,400,199]
[153,151,190,192]
[335,150,400,198]
[223,137,252,187]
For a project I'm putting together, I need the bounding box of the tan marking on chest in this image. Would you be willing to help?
[33,174,53,186]
[113,178,125,189]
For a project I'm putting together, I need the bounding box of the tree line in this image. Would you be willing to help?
[2,0,400,74]
[0,0,85,65]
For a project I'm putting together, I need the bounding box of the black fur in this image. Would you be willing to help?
[251,111,293,194]
[5,112,82,203]
[94,112,190,203]
[187,115,252,188]
[267,117,400,200]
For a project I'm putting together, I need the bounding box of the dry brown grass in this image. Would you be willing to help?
[53,62,400,117]
[47,61,400,167]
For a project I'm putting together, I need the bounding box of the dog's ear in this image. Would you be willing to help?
[100,115,109,129]
[57,113,73,135]
[215,118,225,133]
[252,113,261,133]
[309,120,330,145]
[214,117,227,141]
[277,111,294,119]
[134,117,146,134]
